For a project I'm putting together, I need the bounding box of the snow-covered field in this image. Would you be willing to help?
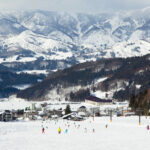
[0,116,150,150]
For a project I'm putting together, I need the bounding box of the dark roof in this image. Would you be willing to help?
[79,106,86,109]
[86,95,112,103]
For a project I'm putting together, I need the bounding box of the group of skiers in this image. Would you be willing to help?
[41,119,96,134]
[41,122,149,135]
[41,126,68,134]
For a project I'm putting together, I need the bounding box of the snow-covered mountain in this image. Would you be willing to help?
[1,9,150,71]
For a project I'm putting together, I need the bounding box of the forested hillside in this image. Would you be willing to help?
[17,54,150,101]
[130,89,150,115]
[0,64,45,97]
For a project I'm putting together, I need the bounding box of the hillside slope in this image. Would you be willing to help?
[17,54,150,101]
[0,64,45,98]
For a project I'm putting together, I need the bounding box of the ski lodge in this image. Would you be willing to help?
[85,95,112,106]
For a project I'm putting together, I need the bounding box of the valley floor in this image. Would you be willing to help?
[0,116,150,150]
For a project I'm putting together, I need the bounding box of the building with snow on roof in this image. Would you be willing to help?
[85,95,112,106]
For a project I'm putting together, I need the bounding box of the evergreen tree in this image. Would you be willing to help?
[65,104,71,115]
[70,91,75,99]
[129,94,135,108]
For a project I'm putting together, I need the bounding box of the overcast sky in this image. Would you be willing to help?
[1,0,150,13]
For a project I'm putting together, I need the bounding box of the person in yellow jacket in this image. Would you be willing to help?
[58,127,61,134]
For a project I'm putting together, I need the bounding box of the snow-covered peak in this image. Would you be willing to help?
[0,9,150,71]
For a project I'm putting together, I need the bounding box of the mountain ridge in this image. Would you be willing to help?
[0,9,150,71]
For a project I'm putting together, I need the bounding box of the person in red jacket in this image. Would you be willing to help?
[42,127,45,134]
[147,125,149,130]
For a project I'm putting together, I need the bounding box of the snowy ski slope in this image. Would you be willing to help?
[0,116,150,150]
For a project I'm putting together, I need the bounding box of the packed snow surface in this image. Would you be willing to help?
[0,116,150,150]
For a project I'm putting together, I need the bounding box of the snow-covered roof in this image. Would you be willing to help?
[0,111,4,115]
[86,95,112,103]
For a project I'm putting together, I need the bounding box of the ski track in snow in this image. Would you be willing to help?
[0,116,150,150]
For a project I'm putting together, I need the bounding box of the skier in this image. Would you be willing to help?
[42,127,45,134]
[84,127,87,133]
[105,124,108,128]
[92,128,95,133]
[58,127,61,134]
[65,128,68,134]
[77,124,80,129]
[147,125,149,130]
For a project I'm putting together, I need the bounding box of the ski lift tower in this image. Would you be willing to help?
[109,109,112,122]
[136,108,143,126]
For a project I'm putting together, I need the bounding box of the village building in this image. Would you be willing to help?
[62,113,84,121]
[77,106,88,117]
[24,104,39,120]
[85,95,112,106]
[77,105,100,117]
[78,106,87,112]
[24,110,38,120]
[0,110,16,121]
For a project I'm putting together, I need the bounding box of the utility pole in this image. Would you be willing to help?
[139,112,141,125]
[137,108,143,126]
[110,109,112,122]
[93,107,94,121]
